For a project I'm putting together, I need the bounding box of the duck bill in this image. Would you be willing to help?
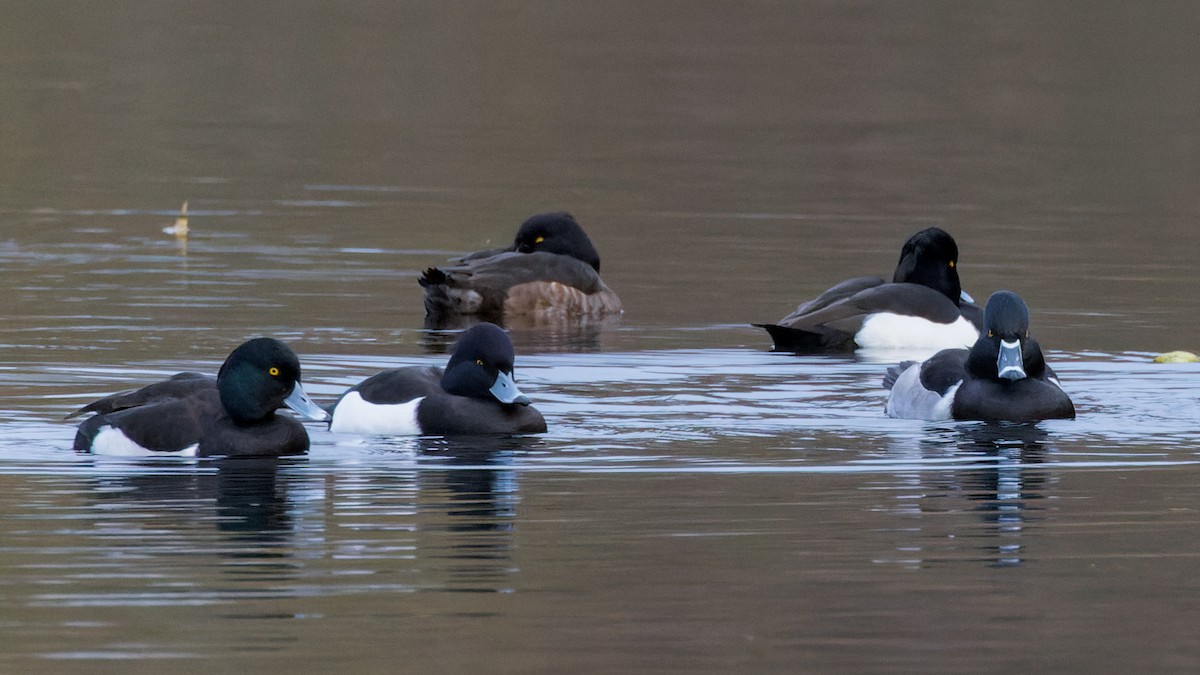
[997,339,1026,381]
[284,382,331,421]
[490,371,531,406]
[960,289,975,304]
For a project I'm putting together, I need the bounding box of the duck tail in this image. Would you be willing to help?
[752,323,852,354]
[418,267,448,288]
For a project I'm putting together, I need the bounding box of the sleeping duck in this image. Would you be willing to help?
[755,227,983,353]
[420,212,622,327]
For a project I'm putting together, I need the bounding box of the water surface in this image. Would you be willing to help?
[3,1,1200,672]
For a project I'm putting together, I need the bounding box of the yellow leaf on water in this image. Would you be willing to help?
[1153,351,1199,363]
[163,200,189,237]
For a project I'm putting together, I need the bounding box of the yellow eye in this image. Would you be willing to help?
[269,367,280,376]
[534,236,544,244]
[987,330,993,337]
[475,359,484,366]
[949,260,955,268]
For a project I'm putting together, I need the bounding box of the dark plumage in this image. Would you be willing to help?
[71,338,329,457]
[884,291,1075,422]
[65,372,213,419]
[329,322,547,436]
[755,227,983,353]
[420,212,622,326]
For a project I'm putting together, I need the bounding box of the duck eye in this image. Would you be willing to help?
[949,260,955,268]
[987,330,993,337]
[269,366,280,376]
[534,236,544,244]
[475,359,484,366]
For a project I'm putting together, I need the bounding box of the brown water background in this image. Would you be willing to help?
[3,2,1200,672]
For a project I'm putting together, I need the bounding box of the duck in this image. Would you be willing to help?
[419,212,622,327]
[883,290,1075,422]
[329,322,547,436]
[71,338,329,457]
[755,227,983,353]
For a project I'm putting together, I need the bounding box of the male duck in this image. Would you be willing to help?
[329,322,547,435]
[71,338,329,456]
[420,212,622,327]
[756,227,983,353]
[883,290,1075,422]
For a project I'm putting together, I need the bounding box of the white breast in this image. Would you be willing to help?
[856,313,978,351]
[330,392,424,435]
[91,426,199,457]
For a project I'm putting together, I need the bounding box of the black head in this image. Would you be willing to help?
[511,212,602,272]
[217,338,328,424]
[441,323,531,405]
[891,227,963,305]
[983,290,1030,337]
[967,291,1044,381]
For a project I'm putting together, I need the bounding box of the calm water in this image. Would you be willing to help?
[3,1,1200,672]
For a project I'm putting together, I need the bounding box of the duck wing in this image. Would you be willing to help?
[349,366,444,405]
[66,372,215,419]
[757,283,961,352]
[421,252,605,317]
[73,388,222,453]
[783,275,885,319]
[454,246,511,263]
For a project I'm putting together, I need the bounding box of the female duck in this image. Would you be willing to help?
[329,322,546,435]
[71,338,329,456]
[883,291,1075,422]
[420,212,622,327]
[756,227,982,353]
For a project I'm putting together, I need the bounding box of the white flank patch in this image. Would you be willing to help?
[885,364,961,421]
[330,392,424,435]
[857,313,978,351]
[91,426,199,457]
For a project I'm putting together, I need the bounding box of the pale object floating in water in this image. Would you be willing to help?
[1153,351,1199,363]
[162,201,189,237]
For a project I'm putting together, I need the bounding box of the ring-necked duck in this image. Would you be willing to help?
[329,322,547,435]
[883,290,1075,421]
[755,227,983,353]
[420,212,622,327]
[71,338,329,457]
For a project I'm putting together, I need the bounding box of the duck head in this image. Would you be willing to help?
[442,323,531,406]
[217,338,329,423]
[892,227,966,306]
[511,212,602,272]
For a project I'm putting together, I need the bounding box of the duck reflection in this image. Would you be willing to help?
[406,438,532,590]
[953,423,1051,567]
[417,437,523,529]
[78,436,540,595]
[324,436,536,592]
[87,457,295,537]
[420,314,621,355]
[881,422,1054,568]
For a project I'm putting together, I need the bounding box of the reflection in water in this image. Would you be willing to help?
[60,439,533,608]
[84,457,301,597]
[2,0,1200,667]
[879,423,1055,568]
[954,424,1052,568]
[88,457,294,538]
[419,314,622,355]
[415,438,526,591]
